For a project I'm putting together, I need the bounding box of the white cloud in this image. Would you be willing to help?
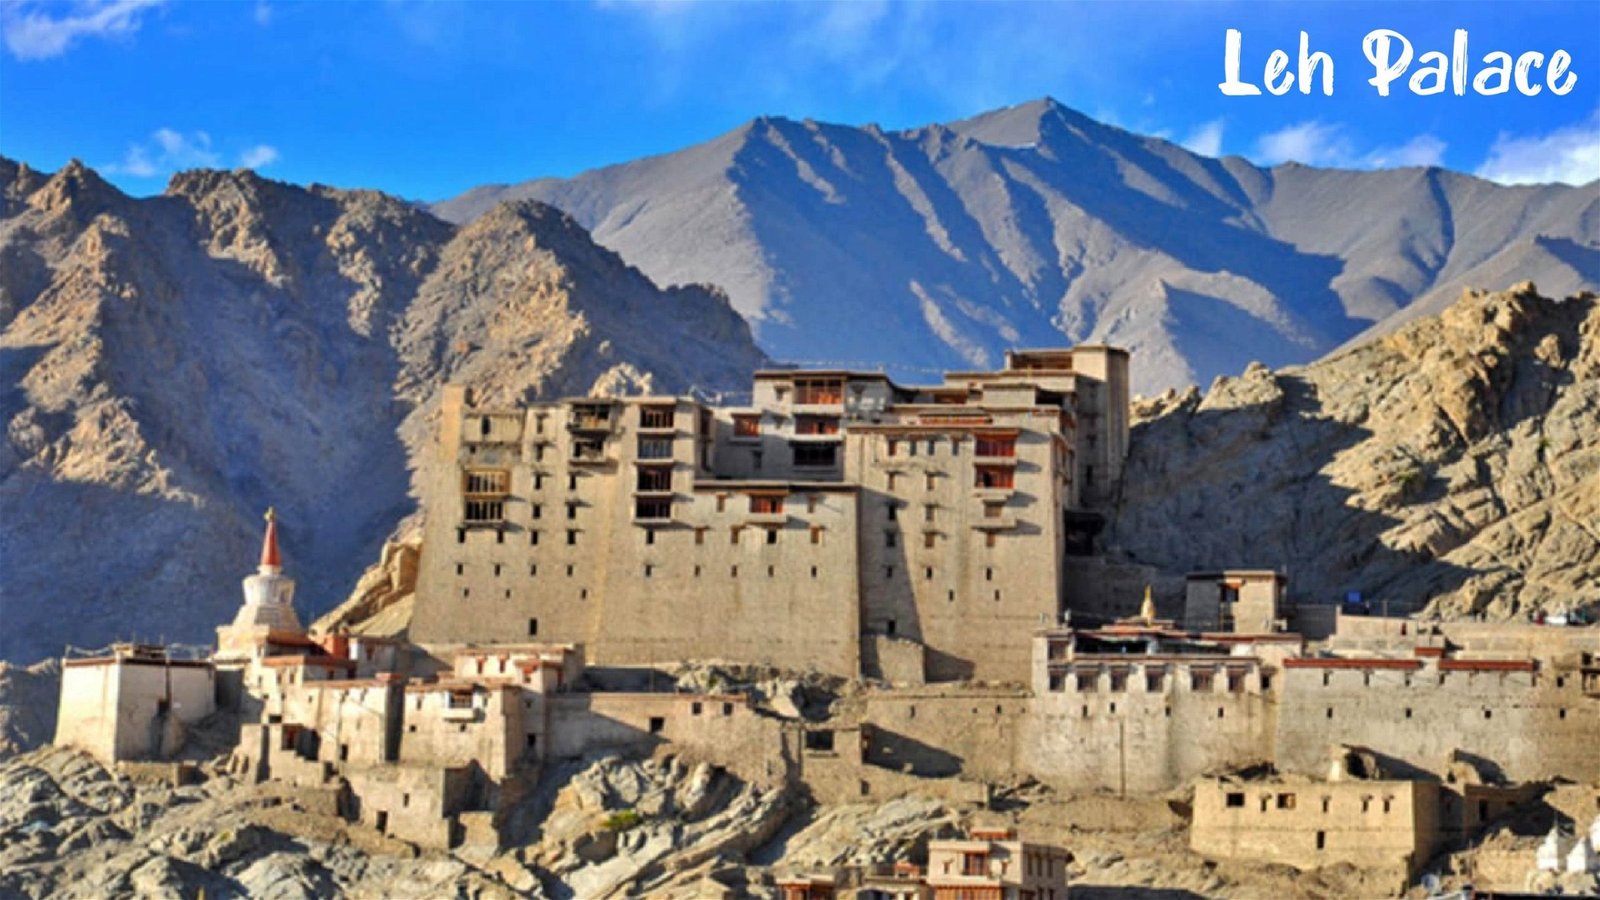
[1254,120,1355,167]
[105,128,220,178]
[239,145,280,169]
[1182,119,1225,158]
[2,0,163,61]
[1365,134,1447,169]
[1475,110,1600,186]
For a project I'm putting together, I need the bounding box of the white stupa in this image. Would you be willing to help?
[215,508,304,661]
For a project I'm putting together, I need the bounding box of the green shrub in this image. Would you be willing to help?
[603,809,642,832]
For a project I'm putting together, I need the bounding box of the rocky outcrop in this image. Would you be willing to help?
[0,659,59,760]
[0,158,765,663]
[1107,283,1600,620]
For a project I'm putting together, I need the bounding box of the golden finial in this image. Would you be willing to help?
[265,506,277,523]
[1140,584,1157,624]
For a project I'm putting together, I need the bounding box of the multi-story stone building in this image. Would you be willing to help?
[409,346,1130,684]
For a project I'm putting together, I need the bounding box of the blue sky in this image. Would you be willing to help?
[2,1,1597,201]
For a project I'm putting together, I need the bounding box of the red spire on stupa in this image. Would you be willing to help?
[260,507,282,569]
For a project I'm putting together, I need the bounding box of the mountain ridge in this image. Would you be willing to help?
[0,156,764,664]
[434,97,1599,394]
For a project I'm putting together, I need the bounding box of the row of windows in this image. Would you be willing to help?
[455,560,831,581]
[1223,791,1397,815]
[1047,669,1260,693]
[884,434,1016,458]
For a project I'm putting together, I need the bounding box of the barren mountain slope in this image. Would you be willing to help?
[0,157,763,664]
[1106,283,1600,620]
[436,98,1600,394]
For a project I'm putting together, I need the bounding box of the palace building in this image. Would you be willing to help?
[409,346,1130,684]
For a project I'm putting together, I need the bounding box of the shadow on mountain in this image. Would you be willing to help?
[1107,373,1480,616]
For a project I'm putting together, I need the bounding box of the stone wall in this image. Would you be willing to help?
[855,688,1028,783]
[1020,659,1274,793]
[1274,660,1600,782]
[547,692,791,787]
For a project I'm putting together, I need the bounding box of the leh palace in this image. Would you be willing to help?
[51,345,1600,897]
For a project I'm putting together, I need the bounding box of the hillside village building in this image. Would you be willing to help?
[49,342,1600,891]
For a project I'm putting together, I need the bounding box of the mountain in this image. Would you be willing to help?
[0,157,764,664]
[435,98,1600,395]
[1107,282,1599,620]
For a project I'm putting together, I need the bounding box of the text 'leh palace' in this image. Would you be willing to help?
[52,344,1600,894]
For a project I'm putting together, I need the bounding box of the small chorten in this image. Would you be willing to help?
[216,507,304,661]
[1139,585,1158,624]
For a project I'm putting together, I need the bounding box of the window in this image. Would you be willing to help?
[733,414,761,437]
[528,618,538,636]
[792,443,837,467]
[924,533,936,549]
[648,717,665,734]
[886,502,898,522]
[1109,669,1128,692]
[794,378,843,405]
[984,503,1004,519]
[638,437,673,460]
[464,499,505,523]
[530,530,540,546]
[566,502,579,520]
[925,473,937,491]
[571,438,606,462]
[464,470,509,494]
[887,439,898,457]
[695,527,706,546]
[722,703,733,716]
[795,415,839,435]
[1146,669,1165,692]
[924,505,936,522]
[810,526,823,545]
[568,475,579,491]
[885,532,897,548]
[1190,668,1215,692]
[1277,793,1296,810]
[636,467,672,491]
[766,529,779,545]
[691,702,702,715]
[1049,673,1066,692]
[1226,792,1245,808]
[645,530,655,545]
[640,405,674,429]
[531,503,543,520]
[924,566,934,580]
[1076,670,1098,692]
[730,526,741,545]
[1315,831,1326,850]
[644,564,654,578]
[566,530,578,545]
[975,435,1016,457]
[975,465,1014,489]
[886,619,897,635]
[1227,670,1246,693]
[750,495,784,514]
[803,730,836,752]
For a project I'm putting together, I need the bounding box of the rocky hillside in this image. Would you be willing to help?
[1107,283,1599,620]
[0,157,764,664]
[0,745,1421,899]
[437,98,1600,394]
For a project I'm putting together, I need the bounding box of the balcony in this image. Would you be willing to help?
[971,514,1018,531]
[567,404,616,433]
